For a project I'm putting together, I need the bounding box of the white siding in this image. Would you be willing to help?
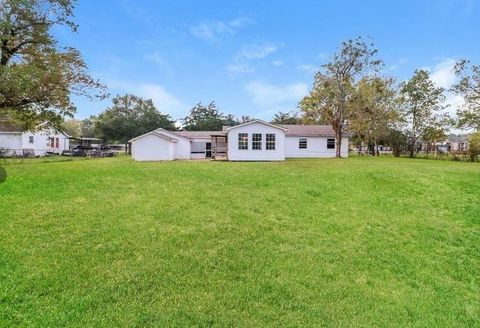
[21,131,69,156]
[131,134,174,161]
[0,133,22,156]
[154,130,190,159]
[0,130,69,156]
[189,138,211,159]
[227,122,285,161]
[285,136,349,158]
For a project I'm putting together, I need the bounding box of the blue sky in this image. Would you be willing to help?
[57,0,480,121]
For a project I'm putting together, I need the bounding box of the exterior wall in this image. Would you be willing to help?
[21,131,70,156]
[227,122,285,161]
[131,134,174,161]
[0,130,69,156]
[189,137,211,159]
[155,130,190,159]
[0,133,22,156]
[285,136,349,158]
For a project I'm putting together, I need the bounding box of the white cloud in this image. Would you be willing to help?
[137,84,186,116]
[144,52,170,72]
[226,42,280,77]
[272,60,284,67]
[104,78,187,117]
[238,43,278,60]
[190,16,254,42]
[226,63,254,77]
[430,58,457,89]
[245,80,308,113]
[297,64,317,74]
[228,16,255,28]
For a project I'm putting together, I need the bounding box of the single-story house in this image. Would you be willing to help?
[0,120,70,157]
[129,120,348,161]
[447,134,470,152]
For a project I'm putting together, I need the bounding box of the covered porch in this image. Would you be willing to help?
[210,134,228,160]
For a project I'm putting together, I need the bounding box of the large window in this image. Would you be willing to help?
[238,133,248,150]
[266,134,275,150]
[191,142,206,154]
[252,133,262,150]
[299,138,307,149]
[327,138,335,149]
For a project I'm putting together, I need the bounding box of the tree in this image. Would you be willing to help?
[0,0,106,131]
[399,70,449,157]
[468,132,480,162]
[271,111,301,124]
[239,115,254,123]
[183,102,237,131]
[95,94,176,144]
[452,60,480,130]
[79,116,97,137]
[384,128,408,157]
[349,77,399,155]
[62,118,81,137]
[300,37,382,157]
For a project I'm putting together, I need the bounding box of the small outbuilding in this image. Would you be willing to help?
[129,131,178,161]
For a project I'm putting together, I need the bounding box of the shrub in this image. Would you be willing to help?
[468,132,480,162]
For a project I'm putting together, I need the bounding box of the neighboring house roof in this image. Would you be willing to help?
[225,119,289,132]
[0,118,21,133]
[129,131,178,143]
[447,134,470,143]
[278,124,336,137]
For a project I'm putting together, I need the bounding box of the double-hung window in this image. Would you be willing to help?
[266,134,275,150]
[252,133,262,150]
[238,133,248,150]
[29,136,34,144]
[299,138,307,149]
[327,138,335,149]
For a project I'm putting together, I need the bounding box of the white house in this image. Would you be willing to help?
[129,120,348,161]
[0,120,70,157]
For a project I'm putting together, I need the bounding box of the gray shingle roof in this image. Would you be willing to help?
[0,118,22,133]
[175,131,226,139]
[277,124,336,137]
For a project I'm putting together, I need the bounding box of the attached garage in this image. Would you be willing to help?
[130,132,178,161]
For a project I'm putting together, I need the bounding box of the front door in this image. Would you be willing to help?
[205,142,212,158]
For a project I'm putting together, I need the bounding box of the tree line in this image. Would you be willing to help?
[1,1,480,159]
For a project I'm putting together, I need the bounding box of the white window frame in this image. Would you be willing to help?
[266,133,275,150]
[238,133,248,150]
[327,138,335,149]
[252,133,262,150]
[299,138,307,149]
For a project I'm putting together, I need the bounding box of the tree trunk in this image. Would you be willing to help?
[336,131,342,158]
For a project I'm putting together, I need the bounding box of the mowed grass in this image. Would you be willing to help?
[0,157,479,327]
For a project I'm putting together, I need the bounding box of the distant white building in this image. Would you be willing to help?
[129,120,348,161]
[0,120,70,157]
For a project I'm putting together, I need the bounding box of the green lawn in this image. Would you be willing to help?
[0,157,479,327]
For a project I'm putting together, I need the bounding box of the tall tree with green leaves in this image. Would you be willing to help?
[452,60,480,131]
[398,70,449,157]
[62,118,81,137]
[300,37,382,157]
[271,111,301,124]
[79,116,97,137]
[183,102,237,131]
[0,0,106,131]
[95,94,176,144]
[349,77,399,155]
